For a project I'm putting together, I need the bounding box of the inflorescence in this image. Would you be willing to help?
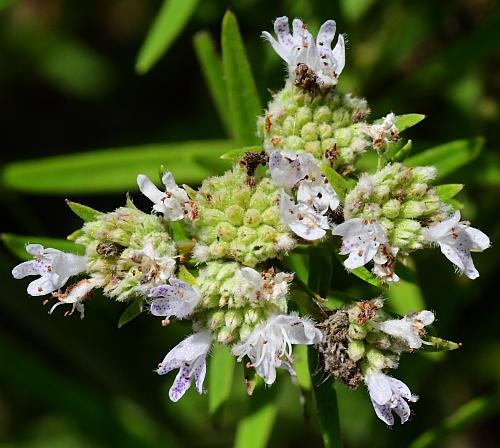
[11,15,490,426]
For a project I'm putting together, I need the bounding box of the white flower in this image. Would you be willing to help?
[156,331,212,402]
[362,113,399,150]
[235,267,292,306]
[12,244,87,296]
[270,151,340,214]
[376,311,435,349]
[137,172,194,221]
[365,371,418,425]
[269,151,305,189]
[424,211,490,279]
[50,278,96,319]
[232,313,322,385]
[262,17,345,87]
[372,245,399,283]
[280,190,330,241]
[149,278,201,323]
[332,219,388,269]
[128,241,176,286]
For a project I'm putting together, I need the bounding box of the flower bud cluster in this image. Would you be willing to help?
[257,81,370,168]
[344,163,447,251]
[318,299,433,388]
[192,261,292,344]
[193,166,294,267]
[77,205,177,302]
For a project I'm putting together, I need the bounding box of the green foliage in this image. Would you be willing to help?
[208,344,235,422]
[136,0,200,74]
[394,113,426,132]
[66,200,102,222]
[320,163,351,203]
[2,233,85,259]
[406,138,484,180]
[1,140,234,194]
[221,11,261,146]
[193,31,232,135]
[220,146,262,162]
[118,298,144,328]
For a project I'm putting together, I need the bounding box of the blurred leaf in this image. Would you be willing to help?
[208,344,235,423]
[435,184,464,201]
[2,233,84,260]
[392,139,413,162]
[0,0,17,11]
[324,290,355,310]
[177,265,196,285]
[309,347,342,448]
[395,114,426,132]
[193,31,232,135]
[421,336,461,353]
[387,262,425,315]
[309,246,332,297]
[136,0,200,74]
[66,200,102,222]
[405,138,484,180]
[234,383,279,448]
[220,146,262,162]
[340,0,377,21]
[117,298,144,329]
[321,163,351,202]
[221,10,261,146]
[410,392,500,448]
[1,140,234,195]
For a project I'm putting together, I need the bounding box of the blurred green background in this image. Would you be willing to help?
[1,0,500,447]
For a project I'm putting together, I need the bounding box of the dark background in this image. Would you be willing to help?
[1,0,499,447]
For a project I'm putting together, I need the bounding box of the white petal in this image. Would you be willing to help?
[424,211,461,242]
[387,376,413,401]
[27,275,65,296]
[371,400,395,426]
[439,241,478,279]
[332,34,345,75]
[366,371,392,405]
[137,174,164,204]
[416,310,435,326]
[169,364,192,402]
[26,244,44,256]
[344,243,379,270]
[317,20,336,48]
[464,226,490,251]
[12,260,39,279]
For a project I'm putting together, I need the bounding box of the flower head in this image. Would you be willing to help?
[232,313,322,385]
[262,17,345,88]
[332,219,387,269]
[424,211,490,279]
[137,172,194,221]
[269,151,306,189]
[156,331,212,402]
[365,371,418,425]
[149,277,201,324]
[12,244,87,296]
[376,311,435,349]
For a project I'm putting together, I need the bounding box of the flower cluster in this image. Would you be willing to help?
[10,14,490,428]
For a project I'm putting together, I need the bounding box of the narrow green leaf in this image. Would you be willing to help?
[405,137,484,180]
[421,336,461,353]
[309,347,342,448]
[66,200,102,222]
[321,163,350,202]
[234,383,278,448]
[1,140,234,195]
[220,146,262,162]
[177,265,196,286]
[118,298,144,328]
[435,184,464,201]
[2,233,84,260]
[67,228,84,241]
[410,393,500,448]
[193,31,232,135]
[208,344,235,422]
[135,0,200,74]
[221,10,261,146]
[350,266,382,287]
[394,113,426,132]
[392,139,413,162]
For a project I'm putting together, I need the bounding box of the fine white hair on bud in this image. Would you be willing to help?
[232,313,322,385]
[137,172,195,221]
[262,16,345,88]
[12,244,87,297]
[365,371,418,425]
[424,210,490,279]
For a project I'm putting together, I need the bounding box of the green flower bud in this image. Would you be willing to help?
[347,340,366,362]
[349,323,368,340]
